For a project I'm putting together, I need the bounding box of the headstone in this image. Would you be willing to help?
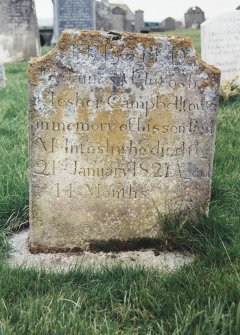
[185,6,205,29]
[110,4,135,33]
[161,17,176,31]
[201,12,240,81]
[0,0,40,63]
[111,7,127,32]
[0,64,6,88]
[29,30,220,252]
[96,0,112,31]
[52,0,96,45]
[135,10,144,33]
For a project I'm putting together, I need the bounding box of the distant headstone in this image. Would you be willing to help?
[52,0,96,44]
[0,0,40,63]
[201,11,240,81]
[96,0,112,31]
[161,17,176,31]
[29,30,220,252]
[135,10,144,33]
[0,64,6,88]
[185,6,205,29]
[111,6,127,32]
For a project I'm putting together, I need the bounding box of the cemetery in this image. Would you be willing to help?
[0,0,240,333]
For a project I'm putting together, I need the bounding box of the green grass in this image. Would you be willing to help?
[0,63,28,234]
[155,28,201,55]
[0,30,240,334]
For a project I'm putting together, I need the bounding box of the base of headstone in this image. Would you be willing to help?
[9,229,194,272]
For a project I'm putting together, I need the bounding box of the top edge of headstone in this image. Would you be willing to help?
[201,10,240,27]
[29,29,221,76]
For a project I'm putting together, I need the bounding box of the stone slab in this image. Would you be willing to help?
[0,0,40,62]
[9,229,194,272]
[52,0,96,44]
[201,11,240,81]
[29,30,220,252]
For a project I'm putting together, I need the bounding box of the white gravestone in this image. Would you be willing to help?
[201,11,240,81]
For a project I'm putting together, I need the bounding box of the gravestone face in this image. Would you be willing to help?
[0,64,6,88]
[52,0,96,44]
[201,11,240,81]
[0,0,40,63]
[29,30,220,252]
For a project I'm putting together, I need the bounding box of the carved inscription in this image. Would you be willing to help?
[201,12,240,81]
[29,31,220,251]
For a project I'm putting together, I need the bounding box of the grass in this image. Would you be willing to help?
[0,63,28,234]
[156,28,201,54]
[0,31,240,334]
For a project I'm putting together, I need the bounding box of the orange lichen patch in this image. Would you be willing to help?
[195,55,221,77]
[29,58,57,85]
[28,62,40,86]
[56,30,159,56]
[201,60,221,76]
[168,36,193,49]
[121,32,158,49]
[199,78,217,89]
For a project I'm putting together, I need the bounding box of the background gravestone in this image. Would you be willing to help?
[52,0,96,44]
[201,11,240,81]
[185,6,205,29]
[29,30,220,252]
[0,0,40,63]
[134,10,144,33]
[96,0,112,31]
[0,64,6,88]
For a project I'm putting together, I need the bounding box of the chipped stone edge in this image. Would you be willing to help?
[29,30,221,85]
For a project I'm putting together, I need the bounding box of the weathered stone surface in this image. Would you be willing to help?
[29,30,220,252]
[201,11,240,81]
[52,0,96,44]
[0,64,6,88]
[0,0,40,63]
